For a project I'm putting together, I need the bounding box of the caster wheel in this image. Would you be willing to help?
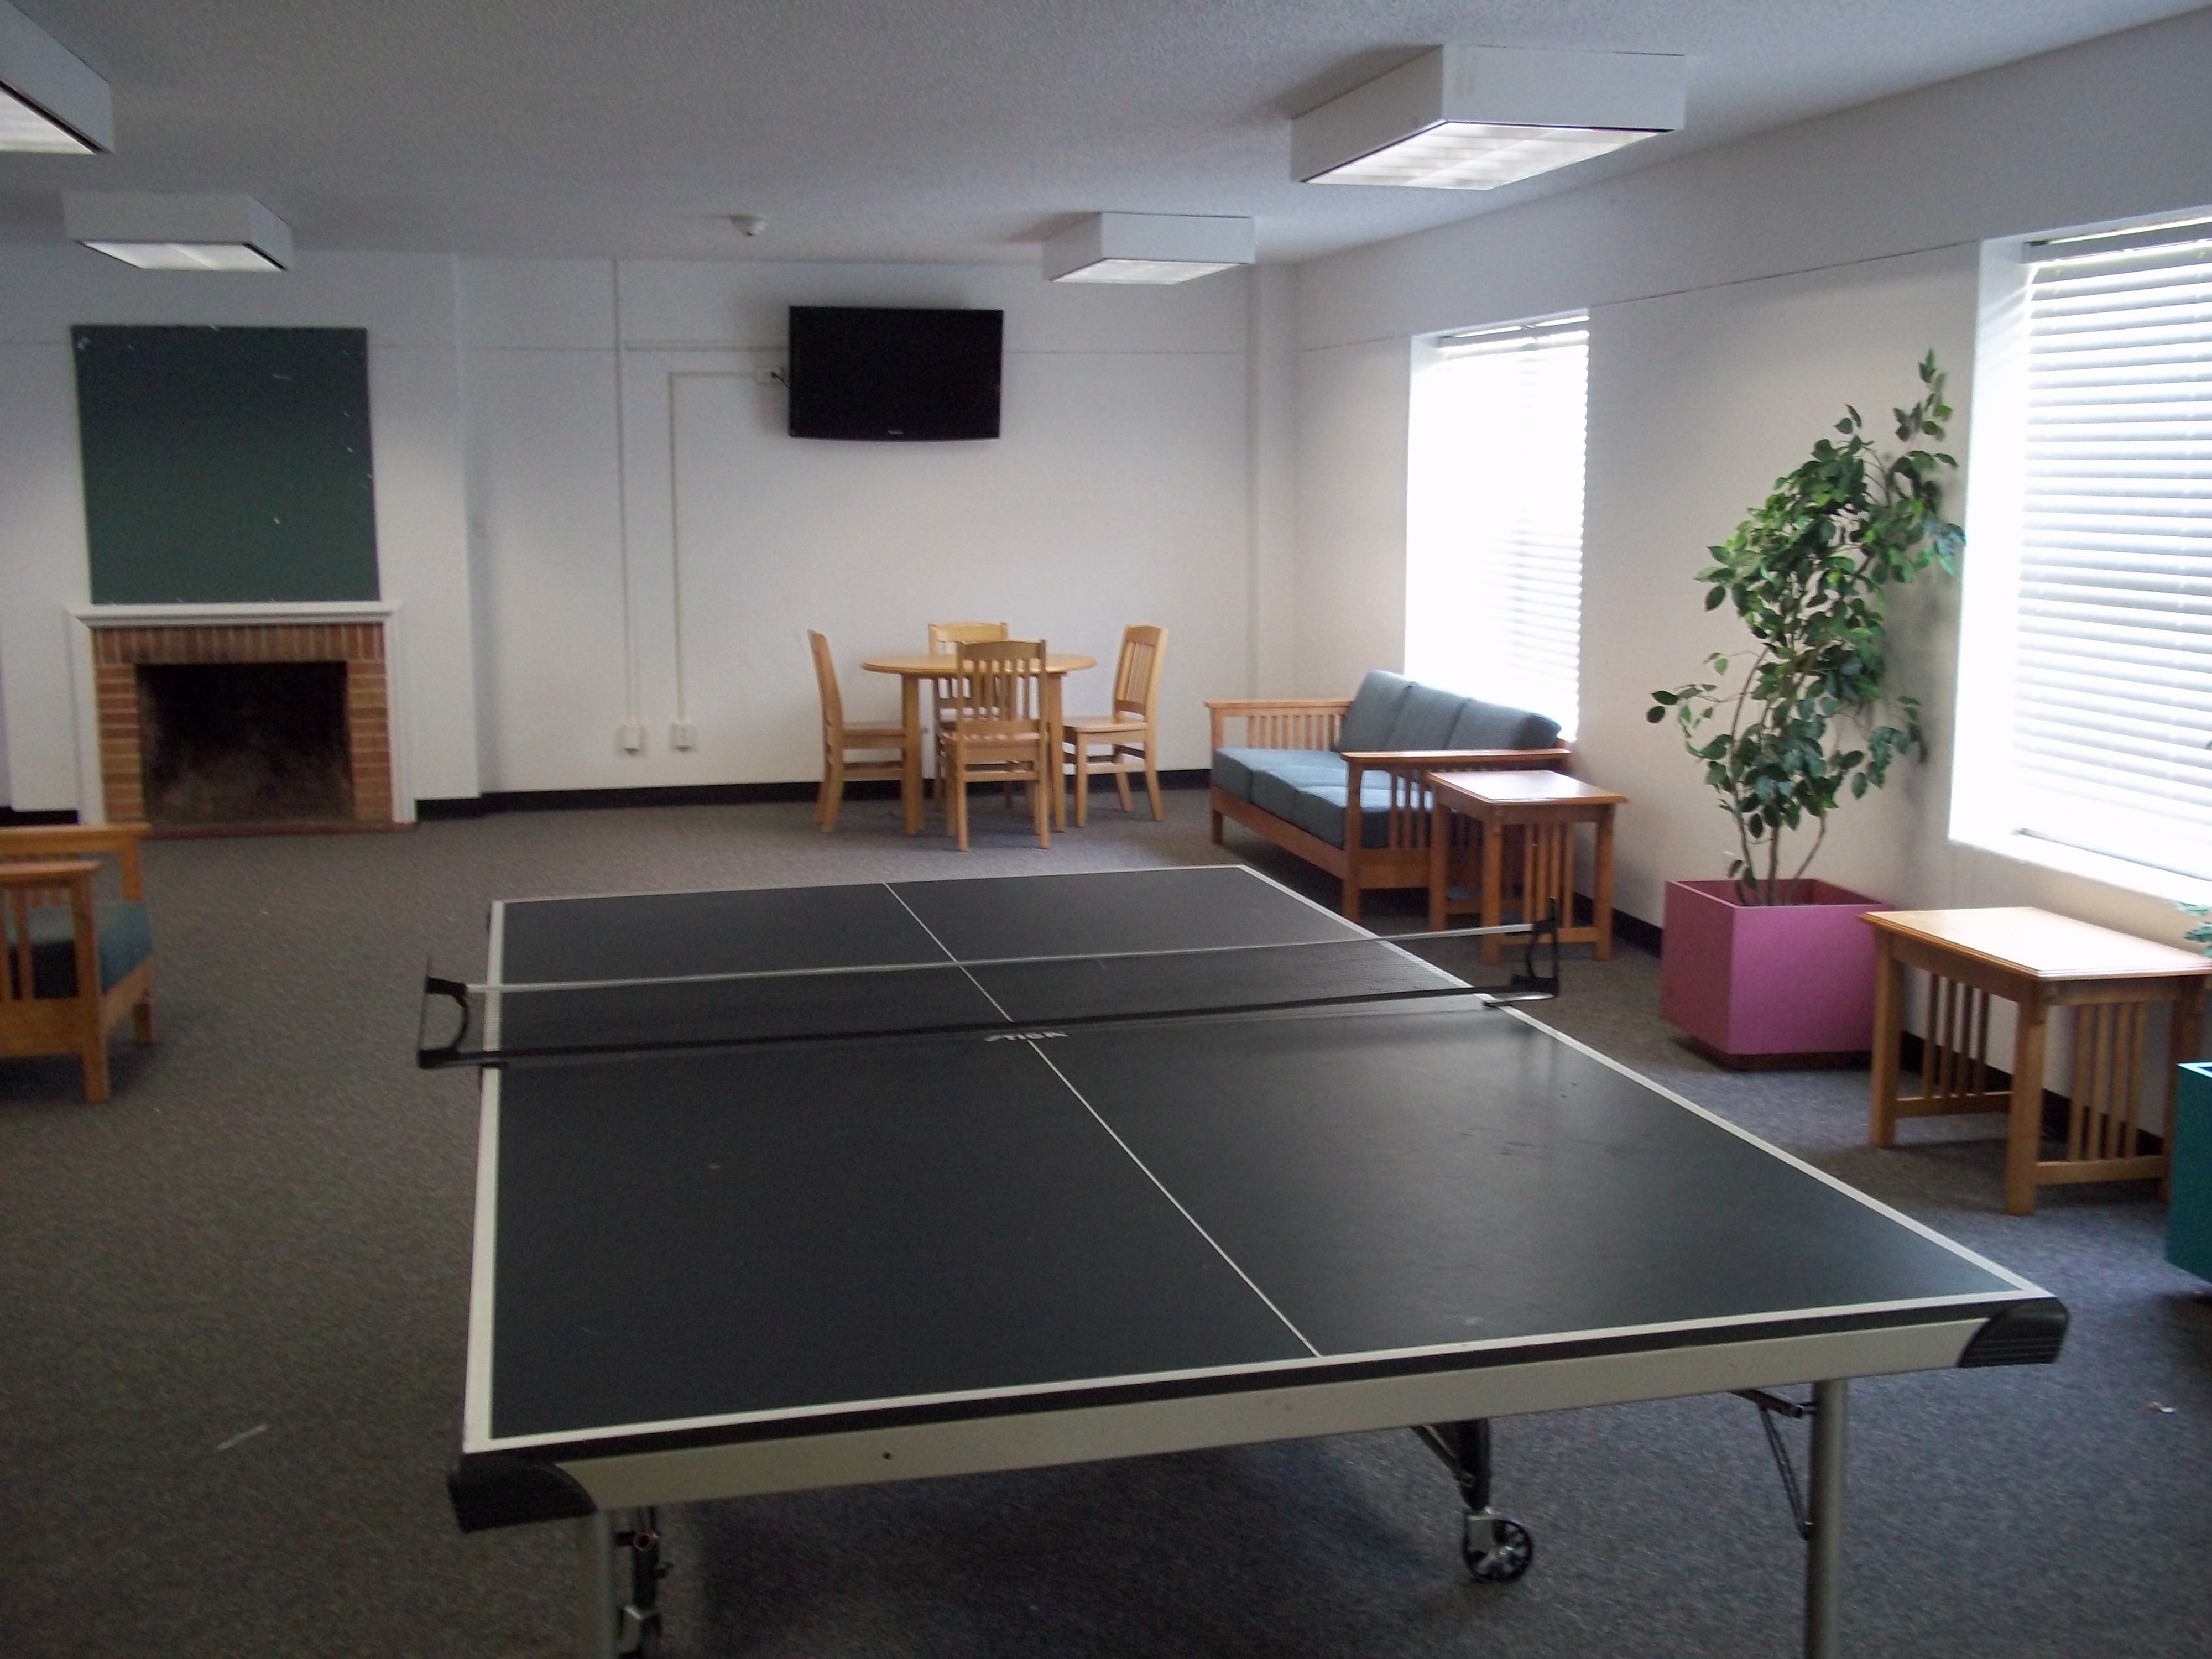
[1463,1514,1533,1583]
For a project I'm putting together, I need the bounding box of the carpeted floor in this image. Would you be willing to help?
[2,785,2206,1657]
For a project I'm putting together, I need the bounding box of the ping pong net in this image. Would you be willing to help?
[416,915,1559,1069]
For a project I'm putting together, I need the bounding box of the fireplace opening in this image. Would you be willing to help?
[136,662,355,826]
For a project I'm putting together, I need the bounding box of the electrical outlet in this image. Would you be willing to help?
[670,721,697,750]
[619,722,646,753]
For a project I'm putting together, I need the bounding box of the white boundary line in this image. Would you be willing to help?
[883,884,1011,1019]
[465,1281,2038,1455]
[1029,1042,1321,1358]
[461,902,509,1449]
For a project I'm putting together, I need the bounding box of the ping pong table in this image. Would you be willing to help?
[426,865,2065,1658]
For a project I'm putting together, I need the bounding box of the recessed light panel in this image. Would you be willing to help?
[1,83,91,150]
[65,194,294,272]
[1053,258,1243,285]
[1309,122,1662,190]
[1293,45,1684,190]
[1044,213,1255,284]
[0,0,111,152]
[81,241,286,272]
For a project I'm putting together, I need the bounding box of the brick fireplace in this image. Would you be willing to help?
[71,606,403,828]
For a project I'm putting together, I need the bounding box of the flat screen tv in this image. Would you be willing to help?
[787,306,1003,441]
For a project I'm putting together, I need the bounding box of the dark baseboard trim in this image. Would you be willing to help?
[1611,907,1661,953]
[415,769,1211,822]
[0,807,81,826]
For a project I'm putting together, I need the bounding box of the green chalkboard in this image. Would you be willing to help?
[73,325,380,603]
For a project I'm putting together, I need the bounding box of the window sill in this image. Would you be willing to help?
[1950,828,2212,909]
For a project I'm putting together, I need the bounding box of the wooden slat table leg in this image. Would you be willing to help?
[2007,989,2049,1216]
[1869,933,1903,1149]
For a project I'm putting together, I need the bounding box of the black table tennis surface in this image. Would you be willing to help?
[450,865,2062,1531]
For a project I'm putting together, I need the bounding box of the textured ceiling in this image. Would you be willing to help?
[0,1,2203,265]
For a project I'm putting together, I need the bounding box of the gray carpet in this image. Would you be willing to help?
[2,786,2206,1657]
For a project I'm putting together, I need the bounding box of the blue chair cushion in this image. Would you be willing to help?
[1385,682,1472,750]
[1336,671,1414,752]
[7,900,153,1000]
[1212,752,1283,810]
[1248,753,1350,822]
[1446,698,1563,752]
[1286,780,1400,851]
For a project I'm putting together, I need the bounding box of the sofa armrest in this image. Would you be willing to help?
[1207,698,1353,753]
[0,823,150,899]
[1339,747,1571,772]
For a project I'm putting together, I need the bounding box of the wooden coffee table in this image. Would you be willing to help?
[1425,770,1625,963]
[1866,907,2211,1215]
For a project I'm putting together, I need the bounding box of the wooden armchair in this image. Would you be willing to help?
[1207,697,1566,921]
[1,823,155,1102]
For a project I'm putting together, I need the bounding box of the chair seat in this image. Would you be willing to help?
[7,899,153,999]
[1064,714,1146,735]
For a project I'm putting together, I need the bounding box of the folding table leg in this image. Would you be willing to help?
[577,1512,617,1659]
[1804,1378,1847,1659]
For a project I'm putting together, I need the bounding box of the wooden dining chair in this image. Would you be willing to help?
[925,622,1010,788]
[937,639,1051,851]
[808,630,909,832]
[1062,624,1168,826]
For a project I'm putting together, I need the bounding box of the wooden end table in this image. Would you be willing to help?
[1866,907,2211,1215]
[1425,770,1625,963]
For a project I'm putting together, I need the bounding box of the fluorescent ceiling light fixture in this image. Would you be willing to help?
[1045,213,1254,284]
[65,193,293,271]
[1293,45,1684,191]
[0,0,111,152]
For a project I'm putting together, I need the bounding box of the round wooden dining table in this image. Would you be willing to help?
[861,652,1096,834]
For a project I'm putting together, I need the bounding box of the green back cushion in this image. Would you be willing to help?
[1447,698,1562,752]
[1336,671,1414,751]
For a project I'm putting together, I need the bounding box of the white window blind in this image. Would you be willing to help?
[2014,229,2212,879]
[1405,315,1587,738]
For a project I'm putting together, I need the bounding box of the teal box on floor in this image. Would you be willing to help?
[2172,1063,2212,1282]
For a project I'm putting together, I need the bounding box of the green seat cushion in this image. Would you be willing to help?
[1286,778,1400,851]
[1213,747,1335,803]
[1248,753,1352,822]
[7,899,153,999]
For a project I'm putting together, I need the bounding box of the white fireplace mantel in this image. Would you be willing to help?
[68,600,400,627]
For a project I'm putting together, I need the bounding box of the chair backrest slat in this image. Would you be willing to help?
[1112,624,1168,721]
[952,639,1046,728]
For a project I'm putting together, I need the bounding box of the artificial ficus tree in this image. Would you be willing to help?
[1648,352,1965,905]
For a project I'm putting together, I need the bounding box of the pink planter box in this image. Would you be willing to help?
[1659,879,1891,1063]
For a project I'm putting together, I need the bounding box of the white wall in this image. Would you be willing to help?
[0,248,1281,809]
[1290,5,2212,950]
[0,248,479,808]
[459,258,1263,792]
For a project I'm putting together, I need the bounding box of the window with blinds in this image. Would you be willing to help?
[2013,225,2212,879]
[1405,314,1588,738]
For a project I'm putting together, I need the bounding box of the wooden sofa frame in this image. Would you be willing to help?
[1207,697,1568,922]
[1,823,154,1102]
